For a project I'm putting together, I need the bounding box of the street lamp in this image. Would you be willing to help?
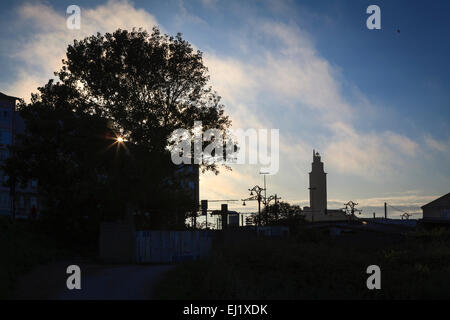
[242,186,281,226]
[242,185,265,226]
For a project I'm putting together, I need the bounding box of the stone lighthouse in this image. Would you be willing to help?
[309,150,327,215]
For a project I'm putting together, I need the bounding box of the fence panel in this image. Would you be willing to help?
[136,230,213,263]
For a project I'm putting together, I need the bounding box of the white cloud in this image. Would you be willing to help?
[323,123,419,179]
[385,131,419,156]
[357,193,436,208]
[425,135,449,153]
[5,0,158,101]
[203,19,420,185]
[176,0,207,25]
[200,0,218,7]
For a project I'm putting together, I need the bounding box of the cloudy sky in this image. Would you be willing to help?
[1,0,449,217]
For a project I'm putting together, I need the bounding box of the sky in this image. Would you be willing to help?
[0,0,449,218]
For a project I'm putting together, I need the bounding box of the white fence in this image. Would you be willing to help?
[255,226,290,237]
[136,230,213,263]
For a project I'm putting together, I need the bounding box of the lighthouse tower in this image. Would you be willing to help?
[309,150,327,215]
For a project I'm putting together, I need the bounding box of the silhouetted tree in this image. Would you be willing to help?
[3,27,232,242]
[260,201,304,226]
[59,27,231,172]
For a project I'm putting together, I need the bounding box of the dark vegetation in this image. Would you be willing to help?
[258,201,304,229]
[155,227,450,299]
[0,218,72,299]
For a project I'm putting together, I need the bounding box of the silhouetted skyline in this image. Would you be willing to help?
[0,0,449,217]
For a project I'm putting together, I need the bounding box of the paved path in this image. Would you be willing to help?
[15,262,175,300]
[56,264,175,300]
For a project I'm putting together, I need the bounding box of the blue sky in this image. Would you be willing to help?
[0,0,449,217]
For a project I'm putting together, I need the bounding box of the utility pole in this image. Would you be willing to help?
[384,202,387,219]
[242,185,265,226]
[221,203,228,230]
[242,173,281,226]
[343,201,362,221]
[274,194,278,220]
[201,199,238,229]
[260,172,268,203]
[258,194,261,225]
[201,200,208,229]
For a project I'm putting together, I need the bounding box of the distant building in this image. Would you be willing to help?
[421,193,450,221]
[309,149,327,215]
[303,150,347,222]
[0,92,39,218]
[175,163,200,212]
[227,213,239,227]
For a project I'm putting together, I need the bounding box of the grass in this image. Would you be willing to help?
[154,227,450,299]
[0,218,71,299]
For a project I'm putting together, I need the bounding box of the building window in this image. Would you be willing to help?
[0,192,10,208]
[0,170,8,186]
[0,149,9,160]
[19,195,25,208]
[0,109,10,121]
[0,129,12,145]
[30,197,37,207]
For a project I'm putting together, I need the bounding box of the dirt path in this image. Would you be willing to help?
[14,261,174,300]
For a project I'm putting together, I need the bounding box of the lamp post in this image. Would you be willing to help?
[242,188,281,226]
[245,185,264,226]
[344,201,362,222]
[242,172,282,226]
[241,185,265,226]
[260,172,268,204]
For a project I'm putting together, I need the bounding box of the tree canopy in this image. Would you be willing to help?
[3,27,232,238]
[259,201,304,226]
[59,27,231,164]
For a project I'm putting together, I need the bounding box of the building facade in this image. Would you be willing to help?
[421,193,450,221]
[309,149,327,215]
[303,150,347,222]
[0,92,38,218]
